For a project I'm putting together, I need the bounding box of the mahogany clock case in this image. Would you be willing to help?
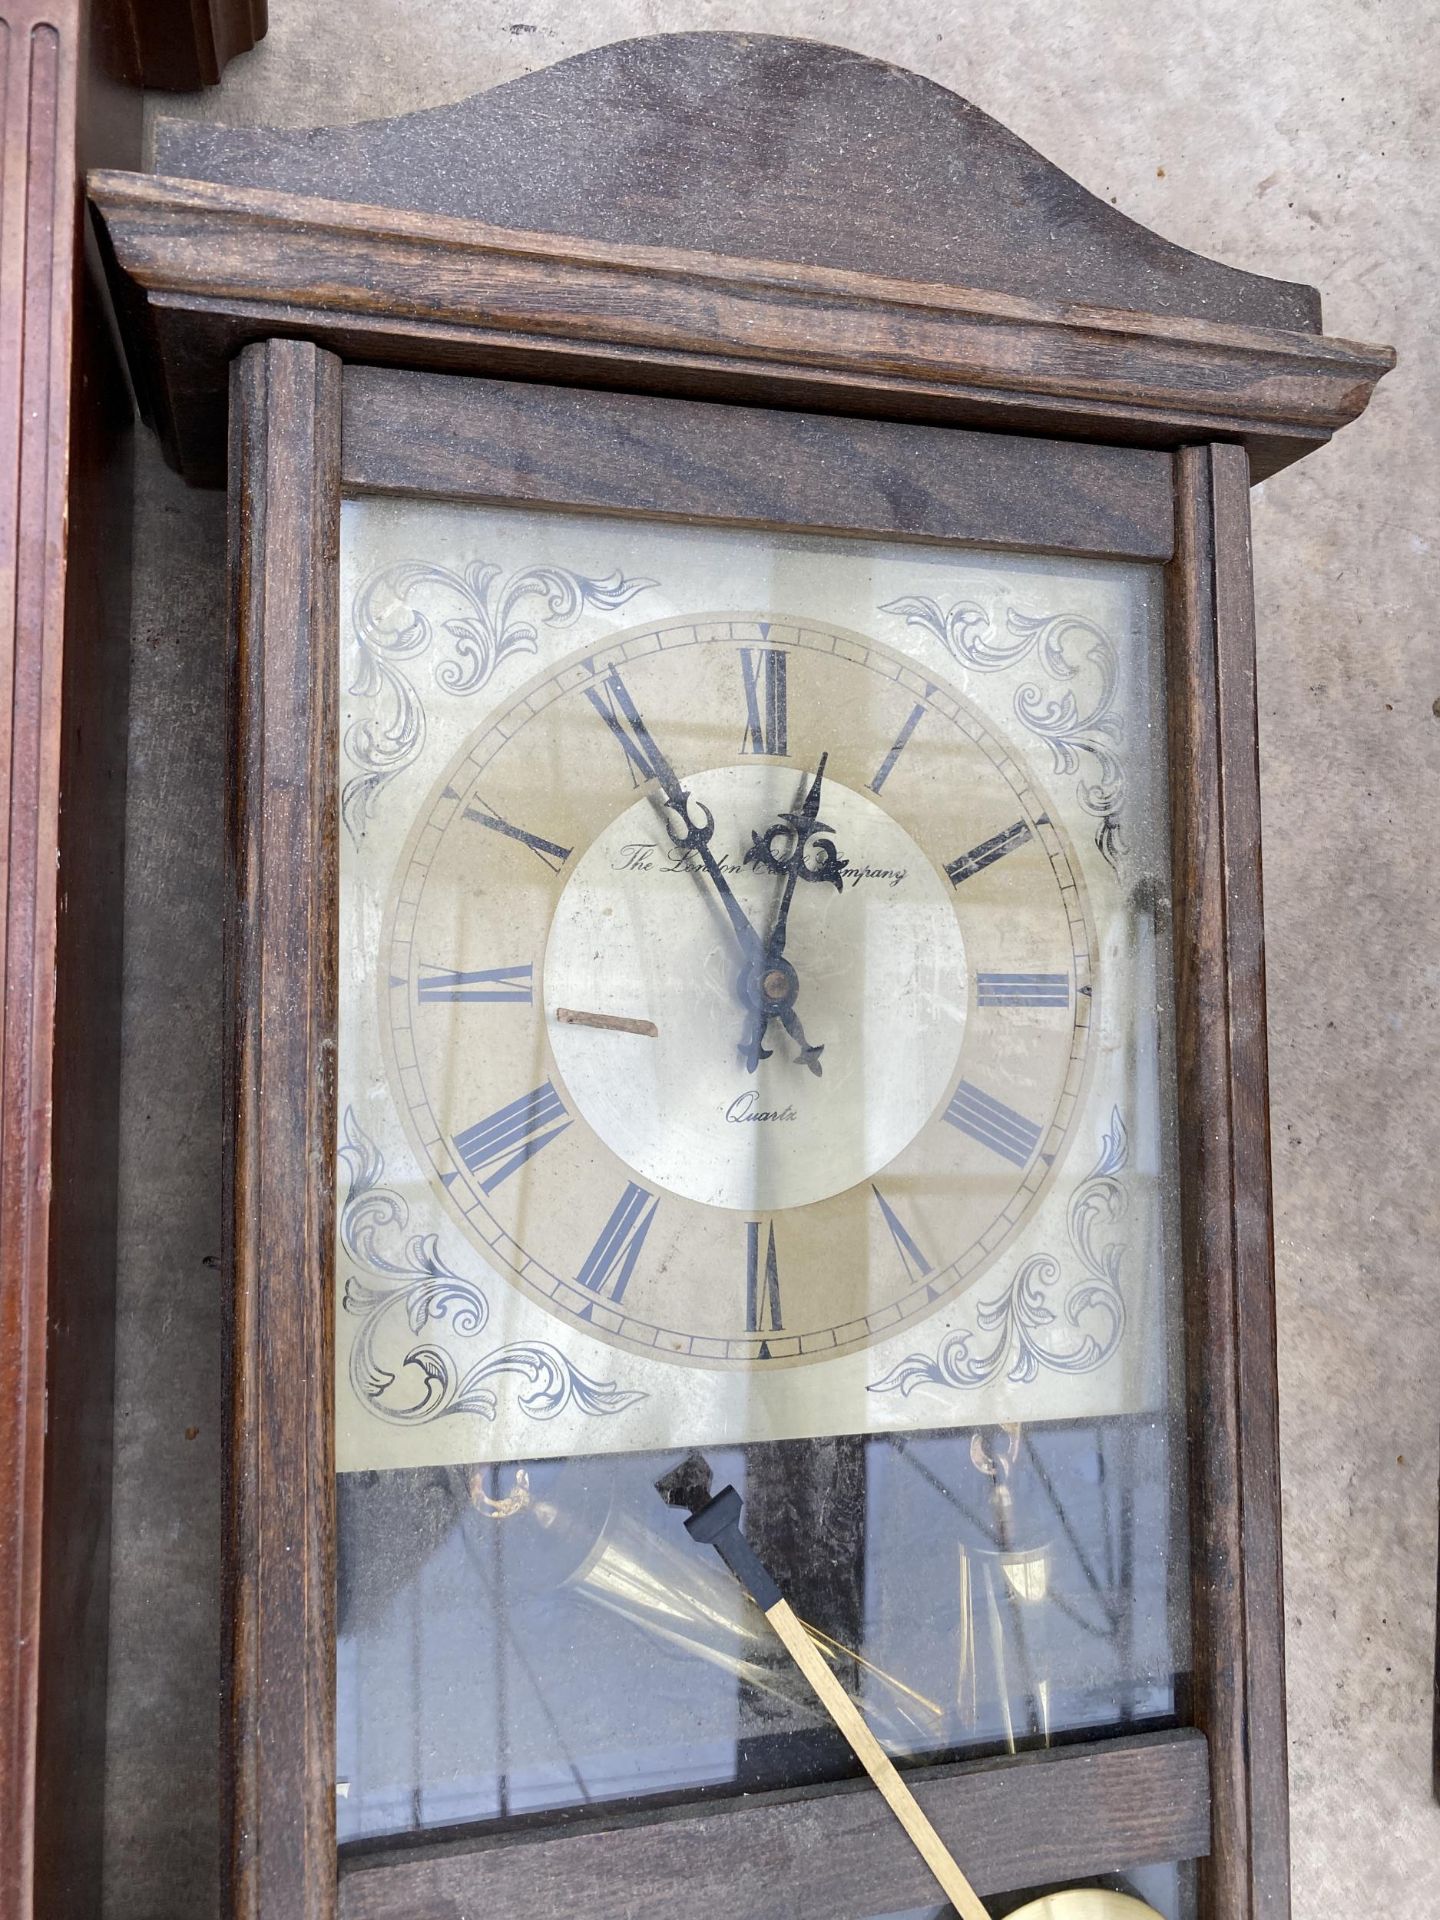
[85,30,1394,1920]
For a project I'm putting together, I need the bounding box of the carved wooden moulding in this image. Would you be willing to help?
[92,33,1389,487]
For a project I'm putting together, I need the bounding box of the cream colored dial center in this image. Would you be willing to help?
[544,763,967,1213]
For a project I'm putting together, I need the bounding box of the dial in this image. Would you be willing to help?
[382,616,1095,1367]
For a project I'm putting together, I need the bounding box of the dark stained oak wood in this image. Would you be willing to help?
[342,367,1176,561]
[152,34,1319,334]
[112,0,264,89]
[31,258,133,1920]
[87,169,1394,489]
[337,1730,1210,1920]
[225,340,341,1920]
[221,390,1307,1920]
[168,39,1392,1920]
[218,378,1320,1920]
[0,14,74,1910]
[1167,443,1291,1920]
[0,4,137,1917]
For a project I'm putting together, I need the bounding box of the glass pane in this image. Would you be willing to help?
[333,497,1187,1852]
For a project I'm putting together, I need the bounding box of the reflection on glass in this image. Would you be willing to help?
[337,1416,1184,1843]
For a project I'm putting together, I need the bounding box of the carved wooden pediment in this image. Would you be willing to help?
[91,33,1391,486]
[152,32,1317,329]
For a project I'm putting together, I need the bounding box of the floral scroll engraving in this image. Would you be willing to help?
[341,559,655,839]
[339,1108,647,1427]
[869,1109,1130,1398]
[879,596,1126,868]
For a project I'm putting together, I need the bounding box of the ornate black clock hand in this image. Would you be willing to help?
[740,754,848,1075]
[602,669,765,966]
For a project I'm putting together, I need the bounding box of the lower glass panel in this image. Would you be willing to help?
[337,1416,1184,1843]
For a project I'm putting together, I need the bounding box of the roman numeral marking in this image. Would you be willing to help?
[943,1080,1043,1168]
[746,1220,784,1348]
[740,646,788,756]
[868,702,926,794]
[975,972,1071,1009]
[418,963,533,1004]
[463,802,571,874]
[453,1081,571,1193]
[945,819,1035,887]
[872,1185,932,1285]
[576,1181,658,1305]
[584,667,663,788]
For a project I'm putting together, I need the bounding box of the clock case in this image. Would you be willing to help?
[87,32,1392,1920]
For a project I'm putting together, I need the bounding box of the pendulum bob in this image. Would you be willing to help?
[1008,1895,1165,1920]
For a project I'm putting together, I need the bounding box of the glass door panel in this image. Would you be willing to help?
[332,497,1187,1851]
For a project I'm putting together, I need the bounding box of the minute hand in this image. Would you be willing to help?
[603,670,763,962]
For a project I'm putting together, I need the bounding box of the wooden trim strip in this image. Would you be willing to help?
[0,12,77,1915]
[1,5,138,1915]
[337,1729,1211,1920]
[1167,443,1290,1920]
[224,339,341,1920]
[140,296,1344,492]
[90,167,1390,393]
[340,366,1177,561]
[88,168,1394,487]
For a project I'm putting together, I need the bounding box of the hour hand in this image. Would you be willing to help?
[746,822,847,893]
[743,757,848,896]
[738,755,845,1073]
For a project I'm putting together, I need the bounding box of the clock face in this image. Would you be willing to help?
[382,616,1096,1368]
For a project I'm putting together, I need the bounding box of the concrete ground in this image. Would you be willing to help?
[105,4,1439,1916]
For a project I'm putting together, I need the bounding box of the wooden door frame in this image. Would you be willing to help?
[221,341,1290,1920]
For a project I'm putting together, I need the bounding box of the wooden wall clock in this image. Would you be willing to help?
[89,32,1392,1920]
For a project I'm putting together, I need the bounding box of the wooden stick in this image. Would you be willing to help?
[554,1006,658,1037]
[670,1472,992,1919]
[764,1594,993,1920]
